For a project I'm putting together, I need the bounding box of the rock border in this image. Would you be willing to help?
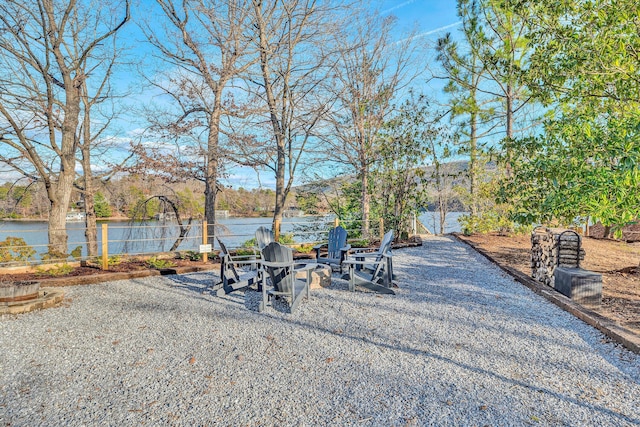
[0,288,65,315]
[454,234,640,355]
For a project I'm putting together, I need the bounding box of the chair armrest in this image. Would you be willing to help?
[350,252,380,260]
[293,263,317,272]
[233,258,261,267]
[340,244,351,252]
[343,259,383,266]
[312,243,326,250]
[261,260,294,268]
[350,247,377,254]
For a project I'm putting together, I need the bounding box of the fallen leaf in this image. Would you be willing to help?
[189,357,196,364]
[479,405,488,411]
[112,340,120,345]
[326,357,334,363]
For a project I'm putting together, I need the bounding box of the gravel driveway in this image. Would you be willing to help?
[1,235,639,426]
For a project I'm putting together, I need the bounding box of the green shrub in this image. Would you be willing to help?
[36,263,74,277]
[278,233,295,245]
[234,248,256,257]
[70,246,82,260]
[146,256,176,269]
[242,238,257,248]
[295,244,314,254]
[179,251,202,261]
[0,236,36,264]
[41,248,69,262]
[349,239,371,248]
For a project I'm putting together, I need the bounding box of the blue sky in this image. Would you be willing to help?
[111,0,462,189]
[223,0,462,189]
[381,0,459,36]
[0,1,462,186]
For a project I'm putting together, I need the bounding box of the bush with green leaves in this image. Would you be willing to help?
[36,263,74,277]
[179,251,202,261]
[146,256,176,269]
[94,192,112,218]
[0,236,36,265]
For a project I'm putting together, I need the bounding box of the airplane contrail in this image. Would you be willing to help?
[394,21,462,45]
[382,0,418,14]
[414,21,462,38]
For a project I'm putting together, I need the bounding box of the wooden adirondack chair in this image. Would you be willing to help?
[343,230,395,294]
[259,241,314,313]
[313,225,351,273]
[255,226,275,250]
[211,238,261,297]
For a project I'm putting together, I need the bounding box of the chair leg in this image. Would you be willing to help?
[348,264,356,292]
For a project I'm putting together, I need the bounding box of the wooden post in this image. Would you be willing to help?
[274,219,281,242]
[101,224,108,270]
[202,220,208,263]
[334,217,339,228]
[379,218,385,242]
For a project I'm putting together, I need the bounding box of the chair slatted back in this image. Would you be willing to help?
[371,230,394,278]
[262,242,294,293]
[327,226,348,259]
[255,226,275,250]
[216,238,240,283]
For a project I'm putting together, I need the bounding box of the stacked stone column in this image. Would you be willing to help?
[530,227,585,286]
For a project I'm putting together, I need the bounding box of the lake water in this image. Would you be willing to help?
[0,212,464,260]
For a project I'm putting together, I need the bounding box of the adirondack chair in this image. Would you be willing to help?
[343,230,395,294]
[255,226,275,250]
[259,241,314,313]
[211,238,261,297]
[313,225,351,273]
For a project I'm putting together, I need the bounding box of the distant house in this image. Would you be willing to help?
[283,208,304,218]
[66,212,86,222]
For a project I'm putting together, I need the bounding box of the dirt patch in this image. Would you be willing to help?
[457,233,640,336]
[0,259,217,285]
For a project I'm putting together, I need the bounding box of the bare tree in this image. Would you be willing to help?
[0,0,129,254]
[246,0,341,234]
[77,29,131,257]
[323,7,420,237]
[141,0,255,246]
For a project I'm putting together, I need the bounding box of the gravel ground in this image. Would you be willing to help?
[1,235,639,426]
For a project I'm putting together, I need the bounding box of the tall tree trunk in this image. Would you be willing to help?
[505,85,513,177]
[81,97,98,257]
[81,151,98,257]
[48,189,69,256]
[361,169,370,237]
[205,107,222,247]
[469,108,478,219]
[49,101,80,255]
[273,142,286,234]
[254,0,286,236]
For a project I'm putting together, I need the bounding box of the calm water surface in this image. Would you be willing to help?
[0,212,464,259]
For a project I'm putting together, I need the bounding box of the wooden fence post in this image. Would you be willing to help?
[202,220,208,263]
[274,219,281,242]
[101,224,108,270]
[334,217,340,228]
